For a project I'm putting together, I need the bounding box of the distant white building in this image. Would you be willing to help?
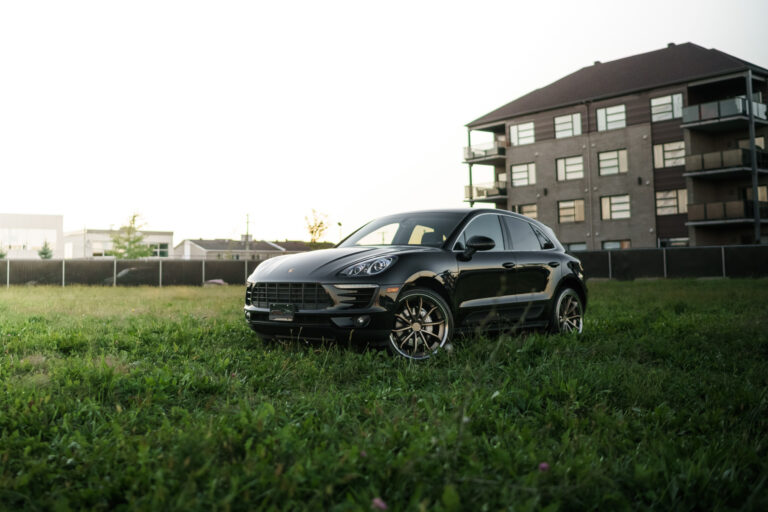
[173,236,330,260]
[0,213,64,259]
[63,229,173,259]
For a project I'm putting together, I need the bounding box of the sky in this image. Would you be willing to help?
[2,0,767,245]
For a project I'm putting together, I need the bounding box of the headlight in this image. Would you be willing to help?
[341,257,396,276]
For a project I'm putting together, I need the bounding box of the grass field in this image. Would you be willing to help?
[1,280,767,511]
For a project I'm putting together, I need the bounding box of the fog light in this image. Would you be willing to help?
[354,315,371,328]
[245,311,251,320]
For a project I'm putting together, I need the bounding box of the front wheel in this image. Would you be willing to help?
[550,287,584,334]
[388,288,453,360]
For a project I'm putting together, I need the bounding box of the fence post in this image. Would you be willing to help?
[662,248,667,278]
[244,260,248,284]
[159,259,163,288]
[202,260,205,285]
[607,251,612,280]
[62,260,65,287]
[721,246,726,278]
[6,260,8,288]
[113,259,117,287]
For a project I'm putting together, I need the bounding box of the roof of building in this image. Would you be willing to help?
[276,240,334,252]
[468,43,768,128]
[64,228,173,236]
[186,239,283,252]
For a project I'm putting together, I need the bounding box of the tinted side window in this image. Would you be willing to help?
[502,217,540,251]
[532,227,555,249]
[455,214,504,252]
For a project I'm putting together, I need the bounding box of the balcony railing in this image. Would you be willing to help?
[682,97,767,124]
[687,200,768,222]
[685,148,768,173]
[464,142,506,162]
[464,181,508,201]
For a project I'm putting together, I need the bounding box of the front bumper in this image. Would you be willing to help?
[243,282,400,343]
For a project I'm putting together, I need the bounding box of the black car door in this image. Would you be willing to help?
[452,213,516,325]
[501,215,558,298]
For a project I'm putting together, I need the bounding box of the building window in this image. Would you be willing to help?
[510,163,536,187]
[744,185,768,201]
[150,243,169,257]
[566,242,587,252]
[558,199,585,223]
[601,194,631,220]
[602,240,631,250]
[650,93,683,122]
[653,141,685,168]
[519,204,537,219]
[659,237,689,248]
[509,122,535,146]
[556,156,584,181]
[598,149,628,175]
[655,189,688,215]
[738,136,765,150]
[597,105,626,131]
[554,113,582,138]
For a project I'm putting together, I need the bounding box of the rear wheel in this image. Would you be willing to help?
[550,287,583,334]
[388,288,453,360]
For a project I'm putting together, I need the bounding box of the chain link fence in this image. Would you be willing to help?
[0,259,260,287]
[575,245,768,280]
[1,245,767,287]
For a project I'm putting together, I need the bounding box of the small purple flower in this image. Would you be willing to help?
[360,450,368,458]
[371,497,388,510]
[538,462,550,472]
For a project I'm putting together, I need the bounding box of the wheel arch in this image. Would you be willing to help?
[554,275,587,312]
[401,276,455,315]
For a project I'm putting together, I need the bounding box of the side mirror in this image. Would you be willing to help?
[460,235,495,260]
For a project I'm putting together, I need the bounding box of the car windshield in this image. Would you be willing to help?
[339,212,466,248]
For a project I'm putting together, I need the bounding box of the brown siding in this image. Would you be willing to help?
[651,120,684,144]
[653,167,686,189]
[655,214,688,238]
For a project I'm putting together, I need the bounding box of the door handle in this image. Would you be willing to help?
[502,262,516,269]
[548,261,560,267]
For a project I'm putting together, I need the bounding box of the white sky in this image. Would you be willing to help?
[2,0,767,245]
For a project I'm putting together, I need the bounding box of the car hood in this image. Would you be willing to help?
[249,246,438,281]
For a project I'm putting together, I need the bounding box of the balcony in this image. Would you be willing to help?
[463,141,506,165]
[684,148,768,179]
[464,181,508,203]
[687,200,768,226]
[682,98,767,132]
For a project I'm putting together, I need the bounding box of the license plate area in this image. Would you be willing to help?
[269,303,296,322]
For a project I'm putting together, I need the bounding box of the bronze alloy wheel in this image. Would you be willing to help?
[553,288,583,334]
[388,288,452,360]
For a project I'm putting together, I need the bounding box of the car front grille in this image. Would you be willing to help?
[246,282,334,310]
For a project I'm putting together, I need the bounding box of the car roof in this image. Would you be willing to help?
[389,208,549,229]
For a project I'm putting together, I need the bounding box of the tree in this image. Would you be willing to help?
[0,243,6,259]
[111,214,153,259]
[305,209,328,243]
[38,241,53,259]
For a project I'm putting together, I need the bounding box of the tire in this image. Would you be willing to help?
[387,288,453,360]
[550,287,584,334]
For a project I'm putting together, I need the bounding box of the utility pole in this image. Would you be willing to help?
[245,214,250,256]
[745,70,761,244]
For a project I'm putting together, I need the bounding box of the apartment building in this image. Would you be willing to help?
[464,43,767,249]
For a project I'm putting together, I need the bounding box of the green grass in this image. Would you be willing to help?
[1,280,767,511]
